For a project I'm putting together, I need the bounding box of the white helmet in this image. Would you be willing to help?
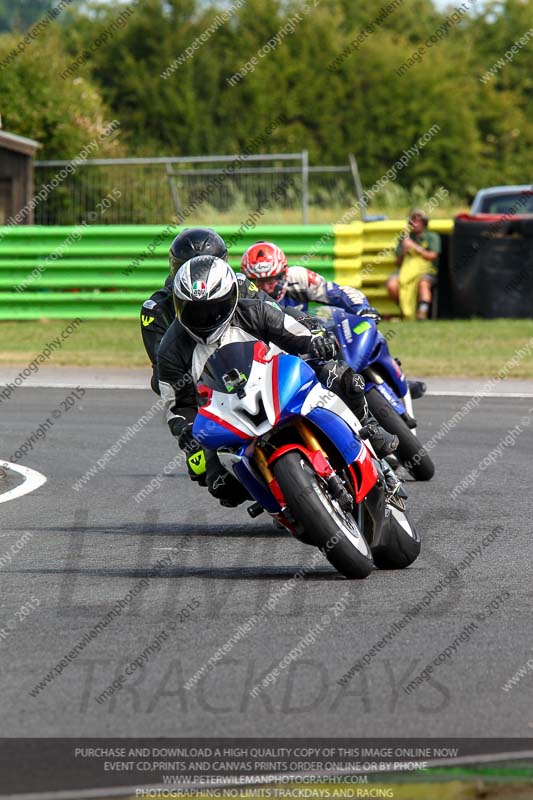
[173,255,239,345]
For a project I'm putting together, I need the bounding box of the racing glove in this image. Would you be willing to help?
[355,306,381,323]
[309,331,338,361]
[175,422,207,485]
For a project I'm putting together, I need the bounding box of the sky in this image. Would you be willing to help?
[433,0,488,9]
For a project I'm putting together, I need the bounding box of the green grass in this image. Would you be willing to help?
[170,178,466,225]
[1,318,533,377]
[194,203,462,226]
[380,319,533,378]
[0,319,149,368]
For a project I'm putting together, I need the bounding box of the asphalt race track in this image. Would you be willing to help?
[1,384,533,744]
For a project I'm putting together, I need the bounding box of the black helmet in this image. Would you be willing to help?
[169,228,227,280]
[173,255,238,345]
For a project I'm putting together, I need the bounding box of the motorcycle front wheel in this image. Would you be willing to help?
[272,451,374,579]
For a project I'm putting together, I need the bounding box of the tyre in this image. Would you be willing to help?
[371,503,421,569]
[366,386,435,481]
[272,451,374,579]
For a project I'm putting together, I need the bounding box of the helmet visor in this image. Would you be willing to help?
[175,285,238,336]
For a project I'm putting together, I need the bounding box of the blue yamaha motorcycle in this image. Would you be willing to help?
[192,340,420,579]
[314,306,435,481]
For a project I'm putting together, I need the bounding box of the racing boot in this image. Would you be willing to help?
[338,369,399,458]
[380,457,407,501]
[385,453,400,471]
[205,451,250,508]
[408,379,426,399]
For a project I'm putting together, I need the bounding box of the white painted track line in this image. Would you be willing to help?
[1,381,533,398]
[3,385,533,399]
[426,390,533,398]
[1,368,533,396]
[0,382,148,390]
[0,461,47,504]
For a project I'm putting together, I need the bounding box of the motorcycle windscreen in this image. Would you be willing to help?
[193,341,264,448]
[330,307,379,373]
[199,340,260,394]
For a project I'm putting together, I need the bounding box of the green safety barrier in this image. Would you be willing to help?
[0,221,452,319]
[0,225,334,319]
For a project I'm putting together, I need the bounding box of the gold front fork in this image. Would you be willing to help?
[295,419,327,457]
[253,446,274,483]
[254,421,327,482]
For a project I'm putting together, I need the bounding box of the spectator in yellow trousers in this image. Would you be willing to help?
[386,209,441,320]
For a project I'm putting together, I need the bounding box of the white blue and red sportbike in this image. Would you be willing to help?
[314,306,435,481]
[192,340,420,579]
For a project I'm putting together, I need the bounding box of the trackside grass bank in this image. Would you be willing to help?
[1,319,532,377]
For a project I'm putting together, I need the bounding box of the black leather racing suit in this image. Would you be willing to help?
[141,274,275,394]
[157,298,369,505]
[158,299,315,431]
[140,276,175,394]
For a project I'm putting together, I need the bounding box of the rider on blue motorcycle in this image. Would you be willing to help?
[240,240,424,421]
[141,229,286,394]
[157,256,398,506]
[140,228,229,394]
[240,241,381,321]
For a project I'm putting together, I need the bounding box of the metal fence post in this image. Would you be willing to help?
[349,152,366,219]
[302,150,309,224]
[165,162,182,218]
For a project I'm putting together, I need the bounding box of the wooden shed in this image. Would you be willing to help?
[0,130,40,225]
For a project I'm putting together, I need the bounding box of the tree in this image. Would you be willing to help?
[2,0,530,199]
[0,27,121,158]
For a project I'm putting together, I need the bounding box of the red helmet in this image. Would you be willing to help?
[240,241,288,300]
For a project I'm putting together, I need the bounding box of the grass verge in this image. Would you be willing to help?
[379,319,533,378]
[0,319,149,369]
[0,318,532,378]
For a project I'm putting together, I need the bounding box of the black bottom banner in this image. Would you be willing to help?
[1,738,533,797]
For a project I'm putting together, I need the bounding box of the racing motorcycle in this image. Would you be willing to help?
[192,340,420,579]
[314,306,435,481]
